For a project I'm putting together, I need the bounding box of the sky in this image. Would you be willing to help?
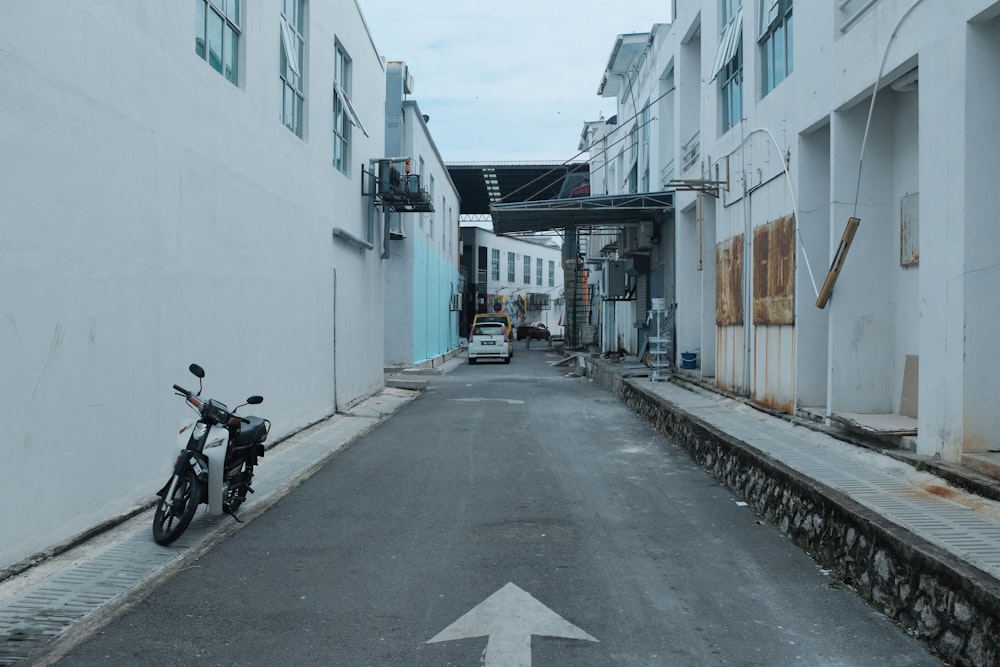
[358,1,671,164]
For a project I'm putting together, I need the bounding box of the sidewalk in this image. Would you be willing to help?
[577,352,1000,667]
[0,388,421,666]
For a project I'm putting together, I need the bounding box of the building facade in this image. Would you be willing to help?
[586,0,1000,464]
[1,0,389,571]
[459,226,564,339]
[382,63,462,369]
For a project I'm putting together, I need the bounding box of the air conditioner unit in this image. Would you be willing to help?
[449,292,462,311]
[606,260,627,298]
[637,221,655,248]
[620,227,638,255]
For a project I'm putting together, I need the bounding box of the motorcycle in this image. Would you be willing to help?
[153,363,270,546]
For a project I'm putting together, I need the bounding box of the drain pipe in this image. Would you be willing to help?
[739,120,752,393]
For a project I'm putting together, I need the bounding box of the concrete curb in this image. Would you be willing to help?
[582,355,1000,667]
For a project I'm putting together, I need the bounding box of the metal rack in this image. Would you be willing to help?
[646,300,677,382]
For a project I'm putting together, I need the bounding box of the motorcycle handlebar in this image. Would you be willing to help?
[174,384,251,424]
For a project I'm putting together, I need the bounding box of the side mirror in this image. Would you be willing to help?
[189,364,206,379]
[246,395,264,405]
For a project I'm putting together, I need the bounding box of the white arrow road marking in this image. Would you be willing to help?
[427,582,598,667]
[448,398,526,405]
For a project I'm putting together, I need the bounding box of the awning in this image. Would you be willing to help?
[490,192,673,235]
[712,8,743,80]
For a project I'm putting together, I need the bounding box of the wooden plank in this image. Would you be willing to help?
[900,354,919,419]
[816,216,860,309]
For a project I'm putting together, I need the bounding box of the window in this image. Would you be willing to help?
[508,252,516,282]
[759,0,793,96]
[196,0,240,85]
[715,1,743,132]
[548,260,555,287]
[523,256,531,284]
[333,42,367,174]
[280,0,305,137]
[720,44,742,132]
[491,249,501,281]
[536,258,543,286]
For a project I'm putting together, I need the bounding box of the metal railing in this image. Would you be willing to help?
[661,159,675,186]
[681,131,700,171]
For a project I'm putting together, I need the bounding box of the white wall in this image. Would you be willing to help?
[604,0,1000,460]
[959,13,1000,456]
[0,1,387,570]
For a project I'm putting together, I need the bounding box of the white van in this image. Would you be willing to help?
[468,322,510,364]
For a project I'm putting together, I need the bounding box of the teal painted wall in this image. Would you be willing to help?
[412,233,459,365]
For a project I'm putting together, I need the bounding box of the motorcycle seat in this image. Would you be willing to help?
[235,416,269,447]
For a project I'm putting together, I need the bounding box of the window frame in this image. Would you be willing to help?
[523,256,531,284]
[280,0,305,137]
[196,0,241,86]
[759,0,793,96]
[508,252,516,282]
[333,42,353,174]
[491,249,501,281]
[720,41,743,132]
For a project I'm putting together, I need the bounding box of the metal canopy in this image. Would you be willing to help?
[490,192,674,235]
[447,162,588,215]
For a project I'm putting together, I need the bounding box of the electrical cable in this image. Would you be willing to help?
[738,127,821,299]
[498,85,675,205]
[852,0,924,217]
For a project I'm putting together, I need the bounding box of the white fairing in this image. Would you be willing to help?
[202,424,229,515]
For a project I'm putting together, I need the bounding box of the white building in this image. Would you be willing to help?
[586,0,1000,466]
[0,1,389,572]
[459,225,564,338]
[381,62,462,369]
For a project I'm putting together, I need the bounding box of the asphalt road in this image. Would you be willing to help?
[52,347,941,666]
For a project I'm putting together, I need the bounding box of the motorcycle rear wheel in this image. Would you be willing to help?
[153,469,202,545]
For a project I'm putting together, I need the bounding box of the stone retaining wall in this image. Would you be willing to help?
[583,358,1000,667]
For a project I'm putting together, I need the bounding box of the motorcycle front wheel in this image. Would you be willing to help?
[152,468,202,545]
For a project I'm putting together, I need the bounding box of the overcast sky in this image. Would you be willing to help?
[359,1,671,164]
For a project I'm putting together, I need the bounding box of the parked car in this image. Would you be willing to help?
[517,321,550,341]
[468,322,511,364]
[471,312,515,357]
